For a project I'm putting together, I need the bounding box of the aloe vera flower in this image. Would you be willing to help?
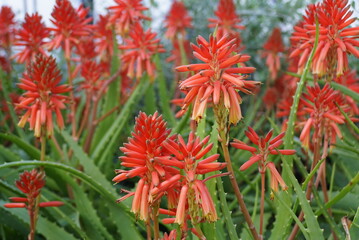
[176,34,258,124]
[261,27,285,80]
[119,23,165,80]
[94,14,114,63]
[153,132,227,225]
[13,13,49,64]
[108,0,150,35]
[16,55,71,137]
[231,127,295,195]
[4,170,64,209]
[299,84,352,147]
[47,0,92,59]
[164,1,192,40]
[290,0,359,77]
[113,112,179,221]
[0,6,16,50]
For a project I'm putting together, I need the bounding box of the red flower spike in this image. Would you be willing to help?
[16,55,71,137]
[176,34,259,124]
[0,6,16,50]
[108,0,150,35]
[232,128,294,194]
[159,132,226,225]
[5,170,64,210]
[290,0,359,77]
[13,13,49,64]
[261,28,285,80]
[208,0,244,51]
[164,1,192,40]
[299,83,351,148]
[94,14,114,63]
[47,0,92,59]
[119,23,165,81]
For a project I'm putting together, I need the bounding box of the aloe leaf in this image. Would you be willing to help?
[0,133,40,159]
[349,207,359,239]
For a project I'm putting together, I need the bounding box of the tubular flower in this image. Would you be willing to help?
[261,27,285,80]
[113,112,179,221]
[94,14,114,63]
[80,60,105,93]
[153,132,227,225]
[47,0,92,59]
[16,55,71,137]
[334,70,359,115]
[0,6,16,50]
[176,34,259,124]
[119,23,165,80]
[290,0,359,77]
[164,1,192,40]
[108,0,151,36]
[231,127,295,197]
[13,13,49,64]
[299,84,352,148]
[208,0,244,50]
[4,170,64,209]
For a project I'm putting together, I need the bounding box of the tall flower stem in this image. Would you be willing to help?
[260,171,265,237]
[218,129,260,240]
[146,220,151,240]
[289,127,321,239]
[65,58,77,140]
[152,204,160,240]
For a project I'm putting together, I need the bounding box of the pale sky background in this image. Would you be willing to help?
[0,0,357,29]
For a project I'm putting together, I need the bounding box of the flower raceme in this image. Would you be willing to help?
[299,84,351,147]
[261,27,285,80]
[13,13,49,64]
[47,0,92,59]
[153,132,227,225]
[231,127,296,194]
[290,0,359,77]
[0,6,16,50]
[108,0,150,36]
[4,170,63,209]
[16,55,71,137]
[112,112,176,221]
[164,1,192,40]
[119,23,165,80]
[176,34,259,124]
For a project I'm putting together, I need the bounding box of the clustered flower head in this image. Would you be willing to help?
[0,6,16,51]
[4,169,63,209]
[13,13,49,64]
[16,54,71,137]
[108,0,150,36]
[261,27,285,80]
[176,34,258,124]
[208,0,244,50]
[94,14,114,63]
[164,1,192,40]
[290,0,359,77]
[113,112,227,231]
[47,0,92,59]
[231,127,296,197]
[119,23,165,81]
[299,83,351,147]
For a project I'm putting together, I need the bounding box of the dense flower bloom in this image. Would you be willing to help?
[164,1,192,39]
[119,23,165,80]
[334,70,359,115]
[4,170,63,209]
[13,13,49,64]
[80,60,105,93]
[261,27,285,80]
[47,0,92,59]
[208,0,244,50]
[290,0,359,77]
[176,34,258,124]
[94,14,114,62]
[113,112,178,221]
[231,127,295,196]
[16,55,71,137]
[299,84,351,147]
[153,132,227,225]
[0,6,16,50]
[108,0,150,35]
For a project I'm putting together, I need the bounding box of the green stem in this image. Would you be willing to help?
[260,172,265,238]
